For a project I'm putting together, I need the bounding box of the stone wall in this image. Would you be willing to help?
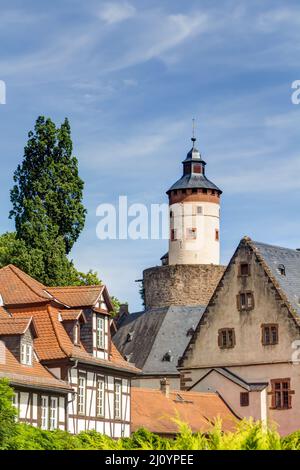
[143,264,226,309]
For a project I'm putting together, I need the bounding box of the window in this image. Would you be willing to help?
[197,206,203,214]
[96,317,105,349]
[162,350,173,362]
[114,380,122,420]
[193,164,202,174]
[49,397,58,430]
[74,322,80,345]
[278,264,286,276]
[237,292,254,311]
[170,210,174,218]
[186,228,197,240]
[96,377,105,417]
[270,379,293,410]
[21,343,32,366]
[12,391,19,410]
[240,392,249,407]
[240,263,250,276]
[78,375,86,415]
[170,229,177,241]
[262,324,278,345]
[215,229,220,241]
[41,396,49,430]
[218,328,235,349]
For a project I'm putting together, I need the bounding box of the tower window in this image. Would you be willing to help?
[192,188,197,194]
[193,164,202,174]
[186,228,197,240]
[237,292,254,311]
[170,210,174,218]
[215,229,219,241]
[218,328,235,349]
[197,206,203,214]
[171,229,177,241]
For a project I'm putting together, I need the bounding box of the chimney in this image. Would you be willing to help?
[160,378,170,398]
[119,304,129,316]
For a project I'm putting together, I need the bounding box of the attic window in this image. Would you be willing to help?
[74,322,80,345]
[21,342,32,366]
[124,353,132,362]
[126,332,134,343]
[278,264,286,276]
[162,351,173,362]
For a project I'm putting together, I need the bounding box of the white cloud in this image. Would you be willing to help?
[97,2,136,25]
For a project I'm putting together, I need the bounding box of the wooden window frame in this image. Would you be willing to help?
[96,316,105,350]
[73,322,80,346]
[96,375,105,418]
[237,291,255,312]
[215,229,220,241]
[41,395,49,430]
[170,228,177,241]
[218,328,236,349]
[239,263,251,277]
[77,373,87,416]
[240,392,249,407]
[20,342,33,366]
[114,379,122,421]
[269,379,294,410]
[261,324,279,346]
[49,397,58,431]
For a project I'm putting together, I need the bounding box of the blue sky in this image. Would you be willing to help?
[0,0,300,311]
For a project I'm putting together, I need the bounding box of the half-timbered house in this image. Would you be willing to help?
[0,265,139,437]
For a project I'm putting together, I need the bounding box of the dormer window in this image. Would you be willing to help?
[96,316,105,349]
[21,342,32,366]
[278,264,286,276]
[162,351,173,362]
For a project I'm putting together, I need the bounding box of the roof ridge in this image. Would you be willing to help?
[252,240,300,254]
[7,265,50,301]
[49,285,103,290]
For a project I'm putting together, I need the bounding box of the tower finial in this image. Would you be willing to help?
[191,118,196,148]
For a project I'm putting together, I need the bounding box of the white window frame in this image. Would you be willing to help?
[78,375,86,415]
[114,380,122,420]
[96,316,105,349]
[21,343,32,366]
[74,322,80,345]
[49,397,58,430]
[96,376,105,417]
[41,396,49,430]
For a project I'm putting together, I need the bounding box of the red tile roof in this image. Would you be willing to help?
[0,317,37,336]
[48,285,105,308]
[0,265,52,306]
[60,310,86,322]
[0,306,10,318]
[131,388,238,435]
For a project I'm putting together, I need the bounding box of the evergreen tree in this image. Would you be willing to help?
[10,116,86,254]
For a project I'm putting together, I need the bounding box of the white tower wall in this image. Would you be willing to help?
[169,201,220,265]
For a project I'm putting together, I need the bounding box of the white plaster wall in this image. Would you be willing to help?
[169,201,220,265]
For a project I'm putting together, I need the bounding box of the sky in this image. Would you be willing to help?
[0,0,300,311]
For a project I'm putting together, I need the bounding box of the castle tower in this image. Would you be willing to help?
[166,135,222,265]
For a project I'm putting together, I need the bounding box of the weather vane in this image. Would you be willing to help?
[192,118,196,146]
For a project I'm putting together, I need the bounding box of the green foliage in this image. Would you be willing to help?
[0,379,17,450]
[10,116,86,254]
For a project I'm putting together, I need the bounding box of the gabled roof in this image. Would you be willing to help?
[60,310,86,323]
[47,285,110,309]
[179,237,300,366]
[0,317,37,337]
[131,388,237,434]
[191,368,268,392]
[113,305,206,373]
[0,265,52,306]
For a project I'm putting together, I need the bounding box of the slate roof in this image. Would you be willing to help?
[193,367,268,392]
[113,305,206,374]
[167,174,221,194]
[131,388,238,434]
[251,240,300,317]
